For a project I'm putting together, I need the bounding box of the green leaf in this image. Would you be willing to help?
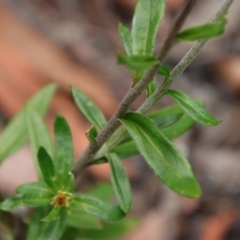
[26,207,49,240]
[162,113,196,140]
[176,18,227,41]
[87,183,114,202]
[21,193,52,207]
[119,23,132,55]
[0,195,24,211]
[71,194,125,222]
[77,217,138,240]
[38,212,66,240]
[65,172,75,193]
[120,112,201,198]
[0,192,52,211]
[25,107,53,178]
[107,153,132,213]
[96,112,195,161]
[132,0,165,55]
[67,210,102,229]
[85,126,97,145]
[16,182,51,195]
[54,115,74,187]
[111,105,185,159]
[112,141,138,159]
[41,207,63,222]
[158,65,170,77]
[148,107,183,129]
[37,147,56,191]
[166,89,221,126]
[0,84,56,164]
[117,53,159,70]
[147,79,157,97]
[71,87,107,130]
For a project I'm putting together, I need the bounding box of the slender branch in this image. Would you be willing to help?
[157,0,197,61]
[72,0,233,176]
[73,64,160,176]
[94,0,234,158]
[138,0,234,114]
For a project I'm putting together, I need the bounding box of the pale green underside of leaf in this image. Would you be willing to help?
[132,0,165,55]
[120,112,201,198]
[166,89,221,126]
[0,84,56,164]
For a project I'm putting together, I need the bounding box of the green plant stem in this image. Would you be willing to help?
[73,0,233,176]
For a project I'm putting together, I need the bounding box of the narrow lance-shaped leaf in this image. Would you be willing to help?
[65,172,75,193]
[119,23,132,55]
[21,193,52,207]
[16,182,51,195]
[0,195,24,211]
[37,147,56,191]
[147,79,157,97]
[0,192,52,211]
[176,17,227,41]
[158,65,170,77]
[71,87,107,130]
[132,0,165,55]
[107,153,132,213]
[85,126,97,145]
[76,217,138,240]
[87,183,114,202]
[25,107,53,178]
[120,112,201,198]
[67,209,102,229]
[41,207,63,222]
[166,89,221,126]
[71,194,125,222]
[117,53,159,71]
[54,115,74,188]
[38,212,66,240]
[0,84,56,164]
[112,112,195,160]
[26,207,48,240]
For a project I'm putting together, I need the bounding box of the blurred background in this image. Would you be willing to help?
[0,0,240,239]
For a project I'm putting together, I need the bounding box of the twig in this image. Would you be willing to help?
[157,0,197,61]
[73,0,234,177]
[73,0,196,177]
[138,0,234,114]
[95,0,234,157]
